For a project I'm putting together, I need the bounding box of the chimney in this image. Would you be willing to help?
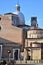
[31,17,38,27]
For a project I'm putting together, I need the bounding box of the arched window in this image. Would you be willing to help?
[12,20,16,26]
[14,20,16,25]
[0,18,1,20]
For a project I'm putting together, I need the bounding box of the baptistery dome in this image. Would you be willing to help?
[13,4,25,25]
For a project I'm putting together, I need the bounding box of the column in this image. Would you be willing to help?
[24,48,27,63]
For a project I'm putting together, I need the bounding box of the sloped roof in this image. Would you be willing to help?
[0,37,21,46]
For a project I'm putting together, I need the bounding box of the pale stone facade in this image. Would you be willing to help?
[25,29,43,60]
[32,48,41,60]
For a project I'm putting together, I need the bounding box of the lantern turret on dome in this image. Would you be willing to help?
[13,3,25,25]
[16,3,20,11]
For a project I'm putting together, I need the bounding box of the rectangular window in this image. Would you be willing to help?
[13,48,20,60]
[0,45,2,60]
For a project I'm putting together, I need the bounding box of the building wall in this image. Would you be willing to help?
[0,15,24,44]
[41,48,43,59]
[27,29,43,38]
[1,42,21,60]
[32,48,41,60]
[25,39,43,48]
[25,29,43,60]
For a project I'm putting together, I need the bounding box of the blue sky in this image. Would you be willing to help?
[0,0,43,28]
